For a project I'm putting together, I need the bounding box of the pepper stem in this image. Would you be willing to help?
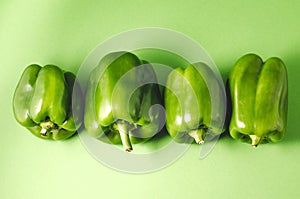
[116,121,133,152]
[188,129,205,144]
[40,121,54,136]
[249,135,261,148]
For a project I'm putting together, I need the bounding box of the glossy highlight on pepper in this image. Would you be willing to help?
[164,63,226,144]
[84,51,164,152]
[229,53,288,147]
[13,64,83,140]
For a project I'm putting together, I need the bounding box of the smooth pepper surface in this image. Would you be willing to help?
[164,63,226,144]
[84,51,164,152]
[229,53,288,146]
[13,64,83,140]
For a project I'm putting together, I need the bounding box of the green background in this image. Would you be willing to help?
[1,0,300,198]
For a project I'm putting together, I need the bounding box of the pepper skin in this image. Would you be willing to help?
[164,63,226,144]
[229,54,288,147]
[13,64,83,140]
[84,52,164,152]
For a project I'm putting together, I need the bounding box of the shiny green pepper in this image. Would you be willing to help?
[84,51,164,152]
[13,64,83,140]
[229,54,288,147]
[164,63,226,144]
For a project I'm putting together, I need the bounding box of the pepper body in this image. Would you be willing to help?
[84,52,163,152]
[13,64,83,140]
[229,54,288,146]
[164,63,226,144]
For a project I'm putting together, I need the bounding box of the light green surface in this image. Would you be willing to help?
[1,0,300,198]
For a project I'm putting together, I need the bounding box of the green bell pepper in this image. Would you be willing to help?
[13,64,83,140]
[164,63,226,144]
[229,53,288,147]
[84,51,164,152]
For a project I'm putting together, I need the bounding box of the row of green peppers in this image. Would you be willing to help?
[13,52,288,150]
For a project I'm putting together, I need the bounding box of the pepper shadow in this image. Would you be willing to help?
[278,53,300,144]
